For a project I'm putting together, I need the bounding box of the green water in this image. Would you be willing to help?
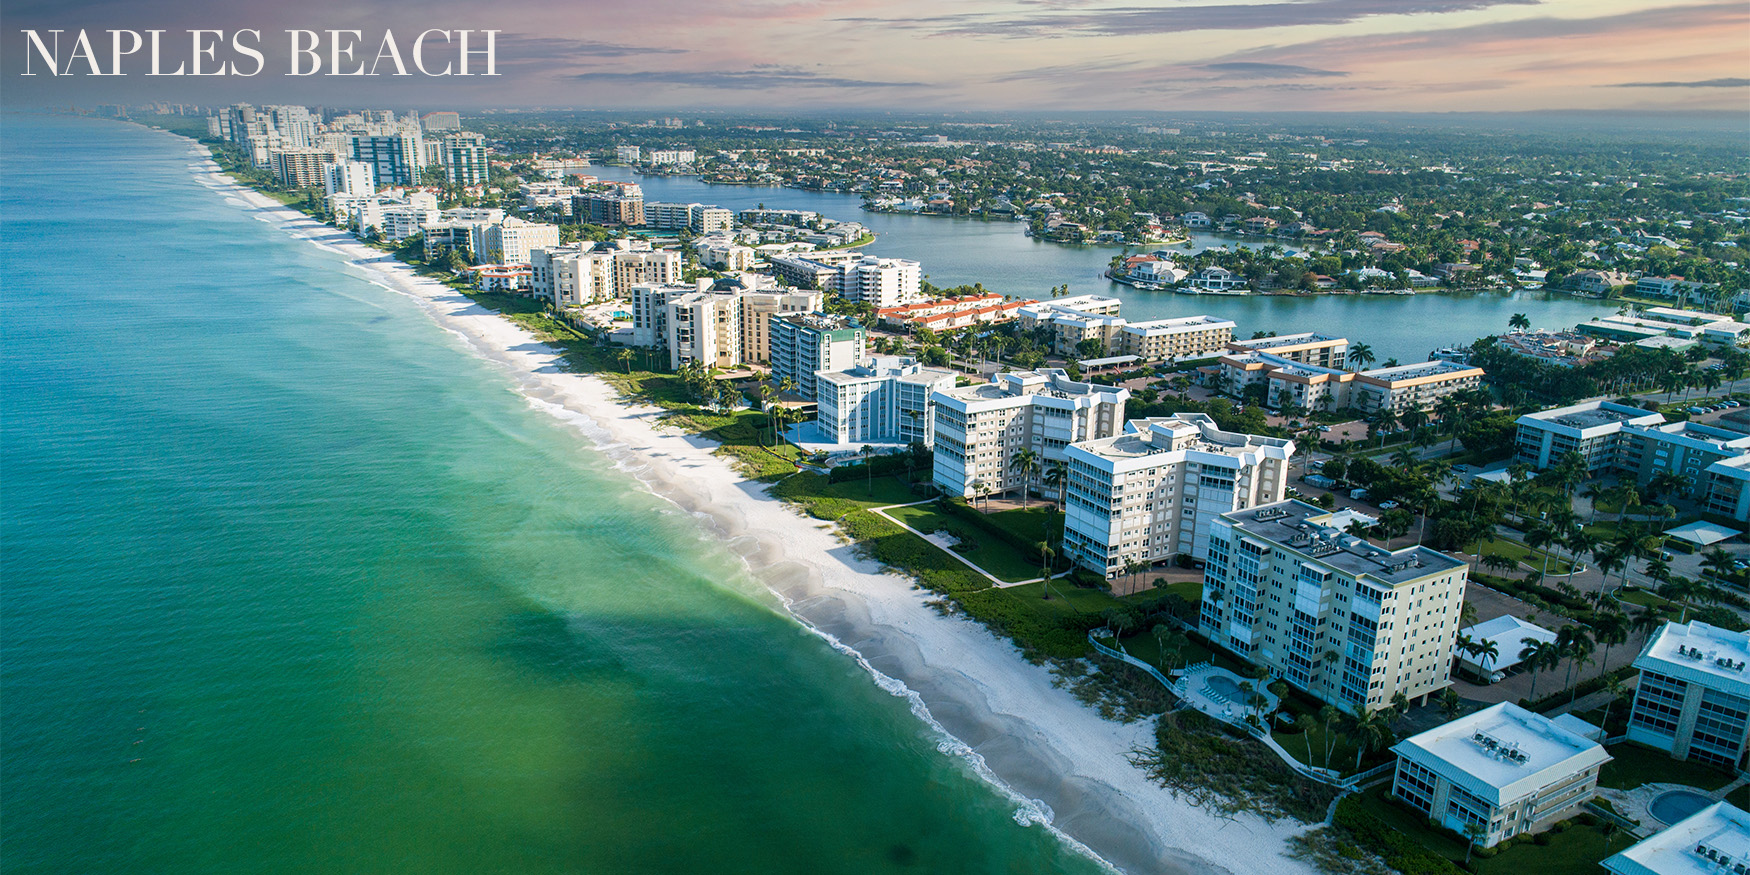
[1,115,1108,874]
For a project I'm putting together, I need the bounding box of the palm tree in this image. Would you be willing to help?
[616,348,634,373]
[1509,312,1531,332]
[861,444,877,495]
[1473,638,1500,677]
[1598,676,1628,735]
[1042,461,1069,511]
[1350,706,1393,772]
[1010,448,1041,507]
[1296,714,1319,769]
[973,479,992,511]
[1453,632,1475,674]
[1318,704,1342,769]
[1348,342,1376,370]
[1369,407,1399,448]
[1593,611,1630,676]
[1630,609,1667,645]
[1123,559,1148,595]
[1520,640,1557,700]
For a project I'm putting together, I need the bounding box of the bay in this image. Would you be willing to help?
[586,167,1620,365]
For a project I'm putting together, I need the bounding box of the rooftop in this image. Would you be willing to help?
[1603,802,1750,875]
[1222,500,1466,586]
[1229,332,1347,351]
[1392,702,1610,805]
[1635,621,1750,697]
[1519,400,1664,433]
[1070,414,1291,464]
[1357,359,1482,383]
[1457,615,1557,674]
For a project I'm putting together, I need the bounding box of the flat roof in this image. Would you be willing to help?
[1071,414,1291,465]
[1518,400,1664,434]
[1221,500,1466,587]
[1603,802,1750,875]
[1635,621,1750,698]
[1392,702,1609,806]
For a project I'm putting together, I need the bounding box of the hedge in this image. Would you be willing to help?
[827,451,927,483]
[1334,797,1466,875]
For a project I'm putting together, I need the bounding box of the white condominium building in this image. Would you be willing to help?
[666,291,745,370]
[770,314,867,399]
[1602,801,1750,875]
[470,217,561,266]
[324,160,375,197]
[1391,702,1609,848]
[1201,500,1469,710]
[1225,332,1350,369]
[815,357,959,448]
[1208,354,1483,414]
[1513,400,1668,473]
[739,291,822,364]
[838,256,923,309]
[1628,620,1750,770]
[612,249,682,293]
[1350,360,1486,415]
[1017,297,1127,357]
[530,244,617,307]
[931,369,1128,499]
[1117,315,1236,361]
[1062,414,1293,576]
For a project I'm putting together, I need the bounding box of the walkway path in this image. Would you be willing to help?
[869,501,1045,588]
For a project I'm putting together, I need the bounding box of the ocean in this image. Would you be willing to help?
[0,114,1110,874]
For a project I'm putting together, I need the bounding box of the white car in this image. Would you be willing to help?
[1379,500,1400,510]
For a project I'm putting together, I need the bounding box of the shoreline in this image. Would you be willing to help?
[169,130,1318,875]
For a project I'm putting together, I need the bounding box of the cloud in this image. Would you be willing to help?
[854,0,1540,38]
[1197,62,1348,78]
[570,67,924,90]
[497,36,689,59]
[1608,77,1750,88]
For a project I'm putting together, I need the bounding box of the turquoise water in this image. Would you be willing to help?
[1,115,1109,874]
[590,167,1619,365]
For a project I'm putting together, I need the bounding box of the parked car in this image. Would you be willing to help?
[1350,487,1370,501]
[1379,500,1401,510]
[1689,407,1710,415]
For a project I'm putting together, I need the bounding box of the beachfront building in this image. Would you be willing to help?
[1627,620,1750,770]
[529,244,617,307]
[739,291,822,365]
[612,249,683,294]
[1225,333,1349,369]
[838,256,923,309]
[815,357,958,447]
[438,133,489,186]
[270,147,332,188]
[1602,801,1750,875]
[1117,316,1237,362]
[324,160,375,198]
[350,132,424,186]
[770,314,867,400]
[471,217,561,266]
[1061,415,1293,576]
[1016,296,1126,357]
[1349,360,1486,415]
[1390,702,1610,848]
[931,369,1129,499]
[1200,500,1470,709]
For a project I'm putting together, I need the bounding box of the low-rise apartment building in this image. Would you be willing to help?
[1200,500,1469,709]
[1062,415,1293,576]
[1602,800,1750,875]
[1514,400,1667,473]
[1117,316,1237,361]
[1349,360,1486,415]
[1628,620,1750,770]
[931,370,1128,499]
[877,294,1034,332]
[1016,296,1126,357]
[815,357,958,447]
[1225,333,1349,369]
[1391,702,1609,848]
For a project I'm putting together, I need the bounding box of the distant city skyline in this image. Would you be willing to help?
[6,0,1748,111]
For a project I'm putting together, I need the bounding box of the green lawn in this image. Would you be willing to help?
[886,504,1045,582]
[1598,741,1735,791]
[810,475,926,509]
[983,506,1065,545]
[1002,580,1133,616]
[1731,784,1750,810]
[1352,787,1621,875]
[1480,538,1575,576]
[1272,720,1364,776]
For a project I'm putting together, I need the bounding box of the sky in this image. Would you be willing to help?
[5,0,1748,112]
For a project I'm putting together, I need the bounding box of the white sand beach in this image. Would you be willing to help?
[180,136,1319,875]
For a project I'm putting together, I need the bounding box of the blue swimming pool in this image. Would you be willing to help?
[1649,790,1712,825]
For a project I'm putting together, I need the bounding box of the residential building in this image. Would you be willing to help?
[770,314,867,400]
[838,256,923,309]
[269,148,331,188]
[1117,315,1236,361]
[471,218,560,266]
[1628,620,1750,770]
[698,241,756,272]
[612,249,682,294]
[645,201,701,230]
[575,191,646,226]
[647,149,696,165]
[1391,702,1609,848]
[1209,352,1355,413]
[629,282,697,349]
[420,111,461,132]
[1225,333,1349,369]
[440,133,489,185]
[324,160,375,198]
[739,291,822,364]
[1602,801,1750,875]
[876,294,1035,332]
[1704,456,1750,522]
[1062,415,1293,576]
[767,253,854,290]
[530,244,616,307]
[665,290,746,370]
[1200,500,1469,709]
[815,357,958,447]
[351,132,423,186]
[1567,269,1633,295]
[1016,296,1127,357]
[1349,361,1486,415]
[1514,400,1668,473]
[1637,276,1710,301]
[615,145,641,163]
[1619,421,1750,493]
[930,370,1129,499]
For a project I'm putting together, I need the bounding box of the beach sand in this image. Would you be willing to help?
[180,136,1319,875]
